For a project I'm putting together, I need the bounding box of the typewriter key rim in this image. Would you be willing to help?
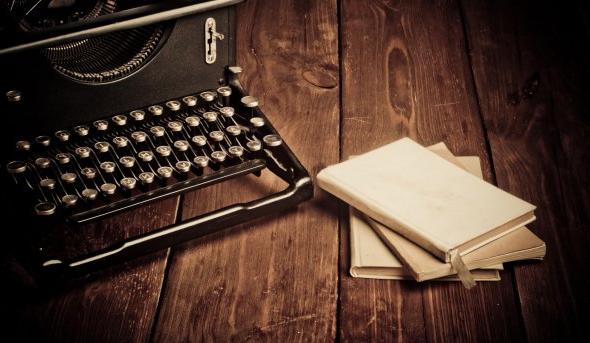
[226,125,241,136]
[165,100,181,111]
[62,194,79,207]
[148,105,164,116]
[100,183,117,195]
[241,95,259,108]
[39,178,56,190]
[35,135,51,147]
[191,135,207,146]
[119,156,136,168]
[185,116,201,127]
[112,115,128,126]
[113,136,129,148]
[219,107,235,118]
[199,91,216,102]
[82,188,98,201]
[35,157,51,169]
[81,167,97,179]
[138,151,154,162]
[75,147,91,158]
[246,140,262,152]
[61,172,77,184]
[139,172,155,184]
[250,117,265,127]
[211,151,227,162]
[216,86,232,97]
[156,146,172,157]
[203,111,218,122]
[182,96,197,107]
[120,177,137,190]
[7,160,27,174]
[35,202,56,216]
[167,121,183,132]
[100,161,116,173]
[193,156,209,168]
[74,125,90,136]
[93,120,109,131]
[55,130,70,142]
[55,153,71,164]
[263,134,283,147]
[16,140,31,151]
[174,140,189,151]
[157,166,174,178]
[150,126,165,137]
[228,146,244,157]
[130,110,145,121]
[131,131,147,143]
[94,141,110,153]
[209,130,224,142]
[175,161,191,173]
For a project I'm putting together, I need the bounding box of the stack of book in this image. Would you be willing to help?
[317,138,545,288]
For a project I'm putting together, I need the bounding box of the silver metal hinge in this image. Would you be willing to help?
[205,17,224,64]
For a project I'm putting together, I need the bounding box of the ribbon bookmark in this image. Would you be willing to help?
[450,249,476,289]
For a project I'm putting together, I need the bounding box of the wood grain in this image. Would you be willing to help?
[461,1,590,340]
[339,0,524,341]
[151,0,340,341]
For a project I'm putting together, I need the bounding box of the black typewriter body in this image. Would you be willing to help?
[0,0,312,284]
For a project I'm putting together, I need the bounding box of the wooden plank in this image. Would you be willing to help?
[461,1,590,340]
[338,0,525,341]
[151,0,340,341]
[3,197,178,342]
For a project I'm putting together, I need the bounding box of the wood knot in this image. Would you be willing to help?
[301,70,338,89]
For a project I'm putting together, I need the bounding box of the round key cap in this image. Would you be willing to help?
[139,172,155,184]
[55,153,71,164]
[193,156,209,168]
[100,161,116,173]
[182,96,197,107]
[35,202,56,216]
[81,167,97,179]
[219,107,235,118]
[6,160,27,174]
[75,147,91,158]
[150,126,165,137]
[174,140,189,151]
[199,91,216,102]
[131,131,147,143]
[241,95,259,108]
[167,121,183,132]
[156,146,171,157]
[157,166,173,178]
[61,172,77,183]
[74,125,89,136]
[119,156,136,168]
[138,151,154,162]
[112,114,127,126]
[217,86,232,97]
[203,111,218,122]
[120,177,137,190]
[35,135,51,147]
[113,136,128,148]
[165,100,181,111]
[263,134,283,147]
[211,151,227,163]
[40,178,56,190]
[226,125,241,136]
[94,120,108,131]
[246,140,262,152]
[191,135,207,146]
[82,188,98,201]
[94,141,109,153]
[16,140,31,151]
[62,194,78,207]
[100,183,117,195]
[148,105,163,116]
[35,157,51,169]
[250,117,265,127]
[228,146,244,157]
[185,116,201,127]
[176,161,191,173]
[55,130,70,142]
[130,110,145,121]
[209,131,224,142]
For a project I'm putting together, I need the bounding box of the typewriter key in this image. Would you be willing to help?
[138,151,154,162]
[176,161,191,173]
[94,120,108,131]
[35,202,56,216]
[75,147,91,158]
[112,114,127,126]
[130,110,145,121]
[94,141,109,153]
[246,140,262,152]
[216,86,232,104]
[61,172,77,184]
[55,130,70,142]
[150,126,165,137]
[39,178,56,190]
[81,167,97,179]
[185,116,201,127]
[167,121,183,132]
[35,135,51,147]
[250,117,265,127]
[226,125,241,136]
[166,100,181,111]
[100,183,117,195]
[203,111,218,122]
[209,131,224,142]
[156,146,171,157]
[219,107,235,118]
[35,157,51,169]
[100,161,116,173]
[157,166,173,178]
[193,156,209,168]
[174,140,189,152]
[113,136,128,148]
[55,153,71,164]
[199,91,216,103]
[149,105,164,116]
[82,189,98,201]
[241,95,259,108]
[16,140,31,151]
[74,125,89,136]
[62,194,78,207]
[263,134,283,147]
[131,131,147,143]
[182,96,197,107]
[228,146,244,158]
[119,156,136,168]
[139,172,155,184]
[120,177,137,190]
[6,161,27,174]
[191,135,207,147]
[211,151,227,163]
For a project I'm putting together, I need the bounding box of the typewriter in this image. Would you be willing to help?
[0,0,312,284]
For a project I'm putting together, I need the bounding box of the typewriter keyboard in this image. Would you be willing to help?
[5,87,284,223]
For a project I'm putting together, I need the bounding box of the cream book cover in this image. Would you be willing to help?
[318,137,536,262]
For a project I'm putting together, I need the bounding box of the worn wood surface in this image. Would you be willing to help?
[6,0,589,341]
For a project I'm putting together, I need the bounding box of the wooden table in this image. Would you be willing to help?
[4,0,589,341]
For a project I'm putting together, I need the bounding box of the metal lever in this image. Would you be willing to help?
[205,17,224,64]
